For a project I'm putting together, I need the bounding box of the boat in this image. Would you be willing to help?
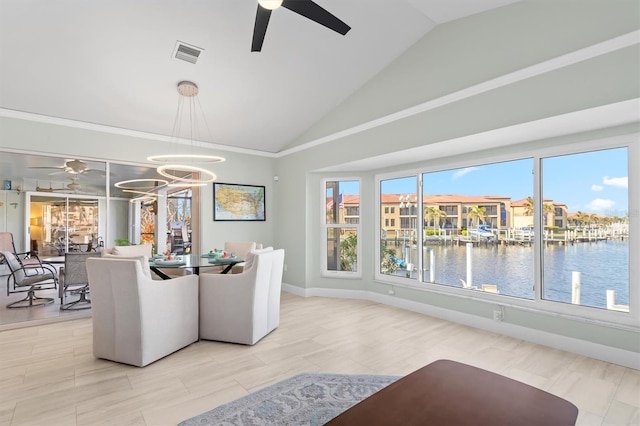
[468,225,494,239]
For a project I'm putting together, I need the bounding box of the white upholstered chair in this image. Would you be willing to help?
[204,241,259,274]
[226,241,264,273]
[102,244,187,278]
[101,244,153,257]
[86,257,199,367]
[199,248,284,345]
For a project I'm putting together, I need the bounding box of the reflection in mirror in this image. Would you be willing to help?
[0,150,161,327]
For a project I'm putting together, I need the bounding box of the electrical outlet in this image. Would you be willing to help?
[493,310,503,322]
[284,264,288,271]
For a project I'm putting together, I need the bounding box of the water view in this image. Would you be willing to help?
[370,147,631,313]
[409,240,629,310]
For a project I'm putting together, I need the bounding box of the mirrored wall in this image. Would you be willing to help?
[0,150,197,327]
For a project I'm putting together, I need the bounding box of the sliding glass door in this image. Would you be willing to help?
[26,193,105,256]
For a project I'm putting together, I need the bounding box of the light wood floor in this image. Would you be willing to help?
[0,292,638,426]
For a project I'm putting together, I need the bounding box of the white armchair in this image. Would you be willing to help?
[224,241,257,274]
[86,257,199,367]
[199,248,285,345]
[203,241,259,274]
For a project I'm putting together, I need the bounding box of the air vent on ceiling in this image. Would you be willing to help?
[172,41,203,64]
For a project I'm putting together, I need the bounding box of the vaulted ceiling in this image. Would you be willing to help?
[0,0,519,154]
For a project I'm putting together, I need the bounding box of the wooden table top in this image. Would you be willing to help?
[325,359,578,426]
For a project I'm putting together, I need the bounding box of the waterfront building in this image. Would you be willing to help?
[378,193,570,240]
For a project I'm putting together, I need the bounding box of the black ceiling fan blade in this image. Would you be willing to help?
[252,5,272,52]
[282,0,351,35]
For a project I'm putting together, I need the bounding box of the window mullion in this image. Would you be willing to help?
[534,157,543,302]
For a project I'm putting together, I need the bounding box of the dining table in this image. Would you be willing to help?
[149,254,244,280]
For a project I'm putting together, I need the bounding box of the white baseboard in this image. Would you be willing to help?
[281,283,639,370]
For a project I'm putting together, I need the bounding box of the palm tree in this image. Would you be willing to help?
[424,206,447,233]
[543,202,555,227]
[573,211,588,229]
[339,234,357,271]
[523,197,534,216]
[466,205,487,228]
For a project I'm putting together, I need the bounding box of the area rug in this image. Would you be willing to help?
[179,372,400,426]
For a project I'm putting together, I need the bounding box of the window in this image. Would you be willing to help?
[421,159,534,299]
[379,176,418,279]
[322,179,361,276]
[346,206,359,216]
[442,206,458,215]
[375,142,635,325]
[542,148,629,311]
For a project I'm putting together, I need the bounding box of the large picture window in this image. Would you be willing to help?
[322,179,361,277]
[542,148,629,311]
[421,159,534,298]
[375,141,636,325]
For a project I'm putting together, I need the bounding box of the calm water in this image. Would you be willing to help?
[408,240,629,309]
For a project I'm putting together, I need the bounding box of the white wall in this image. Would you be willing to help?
[0,190,24,251]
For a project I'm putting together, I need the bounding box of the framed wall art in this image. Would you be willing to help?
[213,182,265,221]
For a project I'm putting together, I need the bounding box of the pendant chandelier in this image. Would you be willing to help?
[147,81,225,186]
[114,178,168,203]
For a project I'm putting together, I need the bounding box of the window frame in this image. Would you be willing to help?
[374,135,638,327]
[321,177,362,278]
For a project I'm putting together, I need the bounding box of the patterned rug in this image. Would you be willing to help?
[179,372,400,426]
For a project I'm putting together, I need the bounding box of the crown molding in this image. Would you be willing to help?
[0,108,277,158]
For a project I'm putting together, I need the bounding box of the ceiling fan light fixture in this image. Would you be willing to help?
[65,159,89,173]
[258,0,283,10]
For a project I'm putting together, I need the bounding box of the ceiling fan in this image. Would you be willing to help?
[30,159,105,176]
[252,0,351,52]
[36,176,84,193]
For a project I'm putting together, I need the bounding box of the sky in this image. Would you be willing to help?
[359,147,629,216]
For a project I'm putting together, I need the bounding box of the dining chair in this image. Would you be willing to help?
[1,250,58,308]
[199,248,284,345]
[86,257,199,367]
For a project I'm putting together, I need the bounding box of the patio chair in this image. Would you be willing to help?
[0,231,42,271]
[1,250,58,308]
[59,251,101,310]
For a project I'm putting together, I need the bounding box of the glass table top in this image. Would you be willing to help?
[149,254,244,269]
